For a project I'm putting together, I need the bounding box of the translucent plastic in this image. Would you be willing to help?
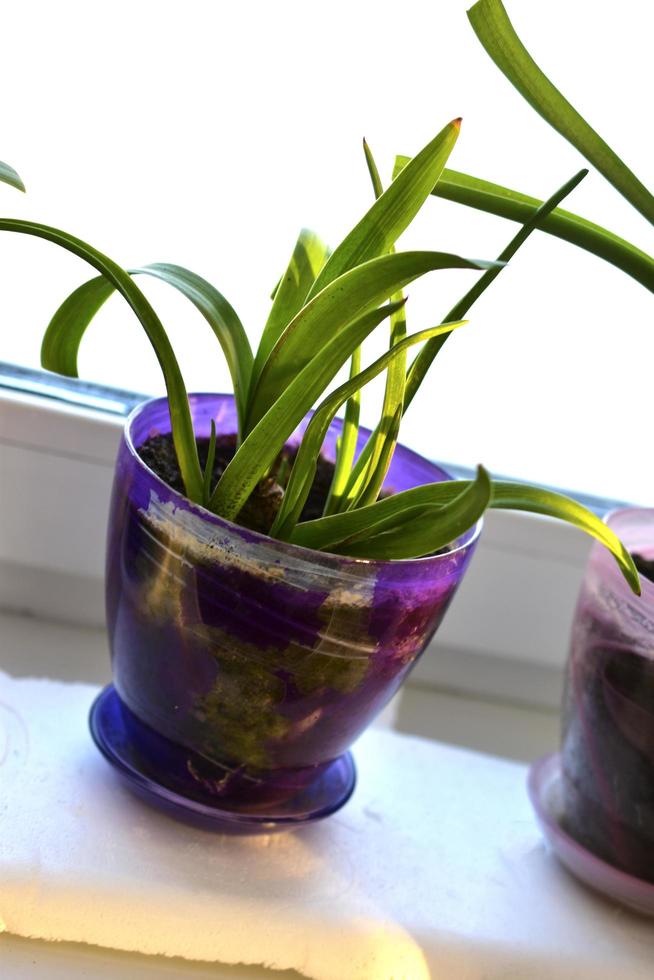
[562,509,654,881]
[105,394,480,812]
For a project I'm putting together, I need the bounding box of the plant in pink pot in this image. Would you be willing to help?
[469,0,654,900]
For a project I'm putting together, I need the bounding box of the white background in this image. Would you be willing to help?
[1,0,653,503]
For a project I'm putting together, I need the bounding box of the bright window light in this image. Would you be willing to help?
[1,0,652,504]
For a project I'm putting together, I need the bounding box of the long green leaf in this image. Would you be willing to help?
[41,263,253,438]
[208,300,405,521]
[323,141,386,516]
[404,168,588,409]
[350,405,402,511]
[338,167,589,509]
[305,118,462,303]
[0,161,25,193]
[323,136,394,510]
[326,344,362,514]
[143,264,252,438]
[350,139,407,512]
[269,316,467,540]
[290,478,640,593]
[203,419,217,507]
[250,228,330,395]
[332,465,491,559]
[467,0,654,225]
[0,218,203,501]
[41,275,115,375]
[245,250,498,431]
[393,160,654,293]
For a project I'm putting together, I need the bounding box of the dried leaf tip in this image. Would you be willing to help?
[453,117,463,130]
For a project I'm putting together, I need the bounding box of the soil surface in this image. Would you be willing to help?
[137,433,337,534]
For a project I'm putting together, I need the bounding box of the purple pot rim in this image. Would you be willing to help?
[123,393,483,567]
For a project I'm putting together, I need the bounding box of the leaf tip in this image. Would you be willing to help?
[627,561,642,596]
[453,117,463,130]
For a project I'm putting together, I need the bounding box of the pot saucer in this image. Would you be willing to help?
[89,685,356,834]
[528,753,654,916]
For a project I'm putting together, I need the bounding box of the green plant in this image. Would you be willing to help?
[0,30,647,592]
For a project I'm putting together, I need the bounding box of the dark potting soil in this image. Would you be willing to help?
[137,433,338,534]
[633,552,654,585]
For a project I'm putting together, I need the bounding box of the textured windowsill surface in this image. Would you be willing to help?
[3,662,654,980]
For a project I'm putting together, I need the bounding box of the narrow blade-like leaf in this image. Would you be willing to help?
[142,264,252,437]
[250,228,330,394]
[209,300,406,521]
[326,344,362,515]
[489,482,639,594]
[290,478,639,593]
[42,263,253,438]
[323,135,392,509]
[349,404,403,511]
[269,317,467,540]
[404,168,588,409]
[1,217,203,502]
[41,275,115,376]
[338,168,590,507]
[305,118,462,302]
[393,160,654,292]
[0,161,25,193]
[333,465,491,559]
[245,250,499,431]
[203,419,217,507]
[467,0,654,225]
[348,138,407,512]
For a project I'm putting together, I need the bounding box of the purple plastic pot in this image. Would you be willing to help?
[102,394,480,826]
[562,509,654,881]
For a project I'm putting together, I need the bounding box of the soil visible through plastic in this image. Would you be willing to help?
[633,552,654,585]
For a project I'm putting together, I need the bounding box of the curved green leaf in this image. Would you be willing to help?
[393,160,654,292]
[41,275,115,376]
[250,228,330,397]
[290,478,639,593]
[306,118,462,302]
[404,168,588,409]
[333,465,491,559]
[245,250,499,431]
[1,217,202,501]
[0,161,25,193]
[269,317,467,540]
[144,264,252,437]
[41,263,253,437]
[339,168,591,515]
[467,0,654,225]
[209,300,406,521]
